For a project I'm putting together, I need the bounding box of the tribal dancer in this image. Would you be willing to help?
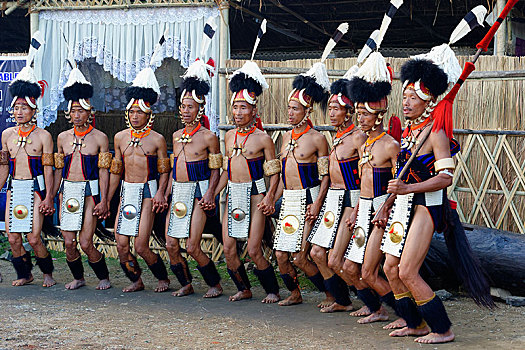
[343,52,403,325]
[307,68,367,313]
[108,66,170,293]
[381,40,492,343]
[0,32,56,287]
[219,59,280,303]
[52,65,111,290]
[165,53,223,298]
[274,62,331,307]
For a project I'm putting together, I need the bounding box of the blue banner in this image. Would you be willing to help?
[0,57,26,230]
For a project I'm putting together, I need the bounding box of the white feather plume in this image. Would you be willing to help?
[132,67,161,95]
[301,62,330,91]
[200,16,217,59]
[251,19,267,61]
[356,51,391,84]
[230,60,269,91]
[357,30,380,65]
[449,5,487,45]
[412,43,461,85]
[64,68,91,89]
[320,22,349,63]
[376,0,403,48]
[342,65,359,80]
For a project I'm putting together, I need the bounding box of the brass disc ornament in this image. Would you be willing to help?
[281,215,300,234]
[13,205,28,220]
[388,221,404,244]
[323,211,335,228]
[66,198,80,213]
[173,202,187,218]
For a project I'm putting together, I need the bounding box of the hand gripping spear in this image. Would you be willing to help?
[372,0,519,220]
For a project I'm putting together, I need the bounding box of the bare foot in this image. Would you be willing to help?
[203,285,223,298]
[43,274,56,288]
[65,279,86,290]
[155,279,170,293]
[383,318,407,330]
[320,302,354,313]
[122,279,145,292]
[389,326,430,337]
[415,330,455,344]
[357,306,389,324]
[172,283,194,297]
[96,279,111,290]
[317,295,335,308]
[279,290,303,306]
[12,275,34,286]
[229,290,252,301]
[262,293,280,304]
[349,305,371,317]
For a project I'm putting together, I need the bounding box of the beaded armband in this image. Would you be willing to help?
[110,159,123,175]
[42,153,54,167]
[157,158,171,174]
[317,156,329,176]
[0,150,9,165]
[434,157,455,172]
[98,152,112,169]
[263,159,281,177]
[170,153,175,168]
[208,153,223,170]
[54,153,65,169]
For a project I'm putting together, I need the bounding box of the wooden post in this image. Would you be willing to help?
[218,0,229,219]
[30,11,39,36]
[495,0,506,56]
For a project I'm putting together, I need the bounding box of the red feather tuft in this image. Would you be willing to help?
[206,58,215,77]
[387,114,401,143]
[431,62,476,139]
[202,115,210,129]
[255,116,264,131]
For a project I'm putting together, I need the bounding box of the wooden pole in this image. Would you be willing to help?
[218,0,229,220]
[30,11,39,36]
[495,0,507,56]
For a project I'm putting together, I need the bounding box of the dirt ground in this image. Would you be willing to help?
[0,258,524,350]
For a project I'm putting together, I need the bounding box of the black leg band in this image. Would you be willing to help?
[88,256,110,281]
[35,254,54,275]
[12,256,31,280]
[148,254,168,281]
[280,273,299,292]
[170,259,192,287]
[323,274,351,306]
[254,265,280,295]
[66,256,84,280]
[417,295,452,334]
[227,264,251,292]
[357,288,381,313]
[395,296,423,329]
[120,257,141,282]
[196,260,221,287]
[380,291,397,311]
[307,272,327,292]
[23,251,33,272]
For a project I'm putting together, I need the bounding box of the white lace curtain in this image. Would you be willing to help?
[35,6,222,131]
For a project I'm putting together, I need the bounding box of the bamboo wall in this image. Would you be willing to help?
[225,56,525,130]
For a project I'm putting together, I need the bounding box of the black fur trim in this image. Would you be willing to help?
[66,257,85,280]
[227,264,251,292]
[357,288,381,312]
[180,77,210,96]
[292,75,329,105]
[400,59,448,97]
[253,265,280,295]
[148,254,168,281]
[307,272,327,292]
[417,296,452,334]
[170,260,192,287]
[12,256,31,280]
[395,296,423,329]
[229,74,263,96]
[120,258,141,282]
[330,78,351,97]
[380,291,397,311]
[88,256,110,280]
[9,80,41,99]
[323,274,351,306]
[196,260,221,287]
[35,254,54,275]
[348,77,391,103]
[280,273,300,292]
[125,86,158,105]
[63,82,94,101]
